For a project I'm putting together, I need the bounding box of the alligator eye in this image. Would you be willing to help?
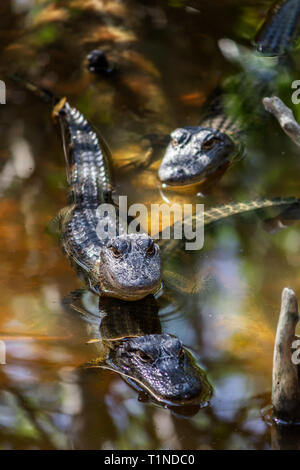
[202,137,218,151]
[137,350,153,363]
[146,242,155,257]
[171,129,190,147]
[110,246,121,258]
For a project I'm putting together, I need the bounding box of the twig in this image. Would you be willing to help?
[263,96,300,147]
[272,288,300,423]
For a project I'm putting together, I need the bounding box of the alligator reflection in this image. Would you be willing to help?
[66,291,212,417]
[272,424,300,450]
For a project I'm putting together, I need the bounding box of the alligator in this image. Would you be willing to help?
[10,77,300,309]
[157,57,270,186]
[6,75,163,301]
[158,121,241,186]
[158,2,300,187]
[53,101,300,294]
[47,90,300,296]
[52,99,162,300]
[66,290,212,414]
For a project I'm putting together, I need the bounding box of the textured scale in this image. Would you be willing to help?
[200,92,242,138]
[60,104,113,205]
[202,197,299,226]
[160,197,300,249]
[255,0,300,56]
[58,103,116,281]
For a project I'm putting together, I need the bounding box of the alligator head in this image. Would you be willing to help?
[158,126,236,186]
[106,333,212,406]
[99,234,161,301]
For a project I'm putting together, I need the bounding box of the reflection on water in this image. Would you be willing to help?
[63,291,212,419]
[1,0,300,450]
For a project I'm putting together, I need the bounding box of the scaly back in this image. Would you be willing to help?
[55,100,113,206]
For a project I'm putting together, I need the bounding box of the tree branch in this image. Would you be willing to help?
[272,288,300,423]
[263,96,300,147]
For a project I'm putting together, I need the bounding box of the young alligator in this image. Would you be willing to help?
[157,53,272,186]
[158,121,239,186]
[67,291,212,411]
[53,99,161,300]
[158,3,299,187]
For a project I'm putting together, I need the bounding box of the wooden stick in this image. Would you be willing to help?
[272,288,300,422]
[263,96,300,147]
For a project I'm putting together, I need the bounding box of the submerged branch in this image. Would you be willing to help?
[263,96,300,147]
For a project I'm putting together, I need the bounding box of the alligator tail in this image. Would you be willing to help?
[57,103,114,205]
[255,0,300,56]
[160,197,300,246]
[8,73,113,205]
[202,197,299,226]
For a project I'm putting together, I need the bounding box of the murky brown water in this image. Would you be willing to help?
[1,0,300,450]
